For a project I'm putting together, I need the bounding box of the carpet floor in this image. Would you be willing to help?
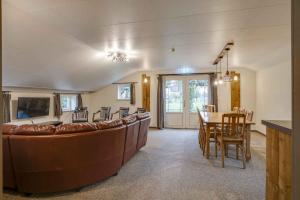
[4,129,266,200]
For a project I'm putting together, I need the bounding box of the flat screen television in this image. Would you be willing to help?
[17,97,50,119]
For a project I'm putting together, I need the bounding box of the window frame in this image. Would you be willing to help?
[60,94,78,112]
[117,84,131,101]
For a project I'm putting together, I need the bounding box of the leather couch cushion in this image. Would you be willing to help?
[96,119,123,130]
[2,124,18,135]
[55,123,97,134]
[15,125,56,135]
[137,112,150,120]
[122,115,137,125]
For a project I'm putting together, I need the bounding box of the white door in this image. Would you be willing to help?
[164,75,210,129]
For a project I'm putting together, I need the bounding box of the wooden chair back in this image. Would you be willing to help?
[119,107,129,118]
[93,107,111,122]
[197,108,206,153]
[221,113,246,138]
[72,107,89,123]
[246,111,254,122]
[136,107,146,113]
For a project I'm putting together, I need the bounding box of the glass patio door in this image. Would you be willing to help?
[164,75,210,129]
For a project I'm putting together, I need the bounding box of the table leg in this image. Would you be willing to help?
[206,124,211,159]
[246,125,251,161]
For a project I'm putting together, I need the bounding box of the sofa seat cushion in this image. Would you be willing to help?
[2,124,18,135]
[137,112,150,120]
[122,115,137,125]
[96,119,123,130]
[15,124,56,135]
[55,123,97,134]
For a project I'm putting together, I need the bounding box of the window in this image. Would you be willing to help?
[165,80,184,112]
[117,84,131,100]
[61,94,77,112]
[188,80,209,112]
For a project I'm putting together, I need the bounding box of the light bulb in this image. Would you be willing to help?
[214,80,218,86]
[144,77,148,83]
[218,78,224,85]
[234,75,239,81]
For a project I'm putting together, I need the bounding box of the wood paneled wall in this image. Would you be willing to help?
[142,74,150,112]
[266,128,292,200]
[230,72,240,110]
[292,0,300,199]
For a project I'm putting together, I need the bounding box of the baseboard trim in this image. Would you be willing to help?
[252,130,266,136]
[149,126,159,129]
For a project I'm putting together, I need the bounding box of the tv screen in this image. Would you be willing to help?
[17,97,50,119]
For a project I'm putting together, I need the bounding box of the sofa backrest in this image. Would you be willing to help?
[55,123,98,134]
[2,124,18,135]
[136,112,150,120]
[122,114,137,125]
[96,119,123,130]
[14,124,56,135]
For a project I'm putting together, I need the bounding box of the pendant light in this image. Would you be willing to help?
[214,64,218,86]
[223,48,233,82]
[218,57,224,85]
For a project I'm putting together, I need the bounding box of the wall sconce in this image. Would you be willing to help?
[144,77,148,83]
[143,74,150,84]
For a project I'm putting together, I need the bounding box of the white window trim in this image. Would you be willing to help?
[61,94,78,112]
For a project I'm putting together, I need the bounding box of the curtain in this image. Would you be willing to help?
[157,75,164,129]
[2,92,11,123]
[54,93,63,117]
[130,83,136,105]
[77,94,83,110]
[209,74,218,112]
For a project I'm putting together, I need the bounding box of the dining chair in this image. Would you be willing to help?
[203,105,216,112]
[197,108,206,153]
[216,113,246,169]
[246,111,254,122]
[110,107,130,119]
[197,108,218,156]
[72,107,89,123]
[132,107,146,114]
[92,107,111,122]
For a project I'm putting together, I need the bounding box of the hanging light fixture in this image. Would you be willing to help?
[214,64,218,86]
[218,57,224,85]
[223,48,233,82]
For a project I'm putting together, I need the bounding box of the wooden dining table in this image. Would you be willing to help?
[200,111,255,161]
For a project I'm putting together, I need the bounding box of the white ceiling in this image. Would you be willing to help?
[3,0,291,91]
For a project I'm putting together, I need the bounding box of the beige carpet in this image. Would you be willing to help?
[4,129,266,200]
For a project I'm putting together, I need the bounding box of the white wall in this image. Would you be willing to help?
[90,68,256,127]
[255,62,292,134]
[8,90,91,125]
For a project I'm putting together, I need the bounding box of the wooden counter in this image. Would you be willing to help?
[262,120,292,200]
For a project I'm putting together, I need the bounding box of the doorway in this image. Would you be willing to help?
[164,75,210,129]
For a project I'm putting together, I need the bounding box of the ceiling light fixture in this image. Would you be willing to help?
[107,51,129,63]
[212,42,238,84]
[223,48,233,82]
[218,58,224,85]
[214,64,219,86]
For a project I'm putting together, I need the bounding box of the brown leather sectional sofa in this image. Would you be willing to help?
[2,113,151,194]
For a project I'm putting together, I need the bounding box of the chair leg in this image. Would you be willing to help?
[225,144,228,157]
[241,144,246,169]
[221,143,225,168]
[215,140,218,158]
[236,144,239,160]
